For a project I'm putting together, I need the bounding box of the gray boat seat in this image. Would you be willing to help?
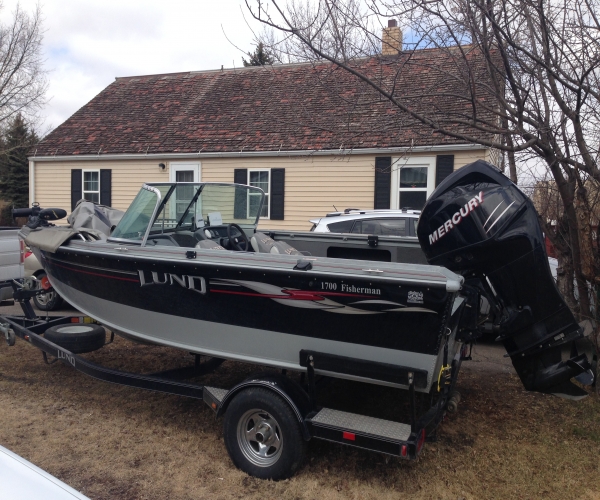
[251,232,302,256]
[195,240,226,250]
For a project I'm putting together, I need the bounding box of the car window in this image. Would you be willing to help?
[352,218,407,236]
[411,218,418,235]
[327,220,355,233]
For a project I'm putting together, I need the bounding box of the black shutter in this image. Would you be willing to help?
[374,157,391,209]
[234,169,248,219]
[100,169,112,206]
[234,169,248,185]
[436,155,454,186]
[270,168,285,220]
[71,169,82,210]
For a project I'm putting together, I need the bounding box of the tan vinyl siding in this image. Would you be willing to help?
[201,155,375,231]
[454,149,490,169]
[32,148,489,231]
[33,160,171,213]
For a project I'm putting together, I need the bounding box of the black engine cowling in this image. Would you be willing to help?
[418,160,592,398]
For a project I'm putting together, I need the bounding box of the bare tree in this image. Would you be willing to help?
[246,0,600,380]
[0,3,47,127]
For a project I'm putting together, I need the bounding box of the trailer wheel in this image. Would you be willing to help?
[223,388,306,480]
[44,324,106,354]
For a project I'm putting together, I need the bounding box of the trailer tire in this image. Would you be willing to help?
[223,387,306,480]
[43,324,106,353]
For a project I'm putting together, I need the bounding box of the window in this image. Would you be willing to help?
[351,218,407,236]
[391,157,436,210]
[71,169,111,210]
[83,170,100,203]
[234,168,285,220]
[327,220,355,233]
[169,162,201,223]
[248,169,270,218]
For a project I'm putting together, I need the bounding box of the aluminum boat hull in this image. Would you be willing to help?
[35,241,464,392]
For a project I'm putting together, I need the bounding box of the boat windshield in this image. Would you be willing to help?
[111,183,265,242]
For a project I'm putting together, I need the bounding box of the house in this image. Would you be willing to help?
[29,24,499,231]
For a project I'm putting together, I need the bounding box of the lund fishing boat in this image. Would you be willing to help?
[22,181,464,393]
[20,160,592,398]
[10,159,593,479]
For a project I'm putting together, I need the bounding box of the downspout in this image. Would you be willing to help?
[29,160,35,206]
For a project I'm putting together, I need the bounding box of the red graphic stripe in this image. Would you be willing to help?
[51,261,140,283]
[211,288,372,301]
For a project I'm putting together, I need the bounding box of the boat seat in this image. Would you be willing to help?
[195,240,226,250]
[251,232,302,256]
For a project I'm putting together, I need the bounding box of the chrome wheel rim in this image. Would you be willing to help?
[237,409,283,467]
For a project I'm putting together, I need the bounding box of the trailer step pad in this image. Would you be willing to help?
[204,386,228,408]
[309,408,411,442]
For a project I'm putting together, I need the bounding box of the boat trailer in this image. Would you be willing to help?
[1,283,464,480]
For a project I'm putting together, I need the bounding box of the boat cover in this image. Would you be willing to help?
[19,226,102,253]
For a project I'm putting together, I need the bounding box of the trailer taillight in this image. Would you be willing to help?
[342,431,355,441]
[401,444,408,457]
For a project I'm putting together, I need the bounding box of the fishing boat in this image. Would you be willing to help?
[20,160,593,398]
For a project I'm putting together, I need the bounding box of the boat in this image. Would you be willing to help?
[20,160,593,398]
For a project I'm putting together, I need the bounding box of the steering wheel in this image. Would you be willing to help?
[227,223,249,251]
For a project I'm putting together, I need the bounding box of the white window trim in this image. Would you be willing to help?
[248,168,271,219]
[390,156,436,209]
[169,162,201,182]
[168,162,201,225]
[82,169,100,203]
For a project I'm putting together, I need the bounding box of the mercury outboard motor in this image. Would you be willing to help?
[418,160,593,399]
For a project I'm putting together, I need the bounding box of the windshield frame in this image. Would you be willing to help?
[107,182,265,246]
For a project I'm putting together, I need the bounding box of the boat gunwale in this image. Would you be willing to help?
[55,240,463,291]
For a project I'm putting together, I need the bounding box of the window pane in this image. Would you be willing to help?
[327,220,355,233]
[261,195,269,217]
[399,191,427,210]
[248,193,262,218]
[84,192,99,203]
[249,171,269,193]
[358,220,381,235]
[83,171,99,191]
[176,170,194,182]
[400,167,427,188]
[372,218,406,236]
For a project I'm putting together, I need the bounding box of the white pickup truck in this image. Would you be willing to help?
[0,227,25,301]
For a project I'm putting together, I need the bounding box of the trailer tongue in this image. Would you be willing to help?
[418,160,593,399]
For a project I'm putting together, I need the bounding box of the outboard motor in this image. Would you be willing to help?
[418,160,593,399]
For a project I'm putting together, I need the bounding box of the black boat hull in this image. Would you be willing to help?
[37,244,463,392]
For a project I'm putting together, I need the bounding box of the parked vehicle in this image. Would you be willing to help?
[0,444,90,499]
[7,160,594,480]
[24,251,63,311]
[309,208,421,236]
[0,227,25,302]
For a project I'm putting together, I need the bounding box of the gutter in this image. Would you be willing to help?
[29,143,486,162]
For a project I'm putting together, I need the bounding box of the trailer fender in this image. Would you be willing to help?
[217,372,312,440]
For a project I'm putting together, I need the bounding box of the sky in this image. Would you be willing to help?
[3,0,262,133]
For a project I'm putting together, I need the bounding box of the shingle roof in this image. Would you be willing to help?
[34,48,497,156]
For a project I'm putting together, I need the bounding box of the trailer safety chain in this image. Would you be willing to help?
[437,364,451,392]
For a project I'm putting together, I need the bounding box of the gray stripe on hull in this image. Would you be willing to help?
[53,278,440,392]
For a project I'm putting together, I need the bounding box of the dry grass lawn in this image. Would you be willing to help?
[0,327,599,500]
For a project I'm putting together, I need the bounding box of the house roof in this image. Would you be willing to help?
[34,48,497,157]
